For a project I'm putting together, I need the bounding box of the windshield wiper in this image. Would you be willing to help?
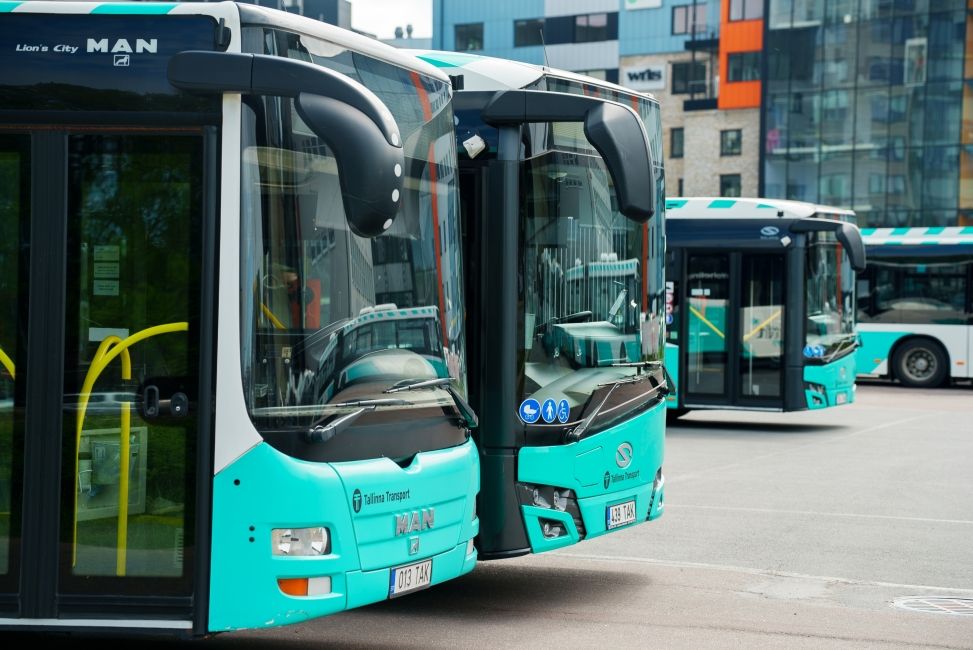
[383,377,479,429]
[565,382,620,443]
[823,334,858,363]
[384,377,453,393]
[304,397,412,444]
[306,406,370,444]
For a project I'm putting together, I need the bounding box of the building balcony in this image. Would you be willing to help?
[684,32,719,52]
[683,97,718,111]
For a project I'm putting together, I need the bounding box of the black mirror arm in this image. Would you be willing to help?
[481,90,655,223]
[168,50,405,238]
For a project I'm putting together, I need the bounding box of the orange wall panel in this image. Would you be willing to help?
[718,1,763,110]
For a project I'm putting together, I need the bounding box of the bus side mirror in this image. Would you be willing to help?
[481,90,655,223]
[583,102,656,223]
[294,92,404,237]
[836,223,867,272]
[168,51,405,238]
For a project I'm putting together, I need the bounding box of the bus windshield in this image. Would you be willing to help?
[240,29,466,440]
[519,113,664,426]
[805,231,856,358]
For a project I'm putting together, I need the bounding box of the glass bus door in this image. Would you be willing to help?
[684,253,731,401]
[0,128,212,626]
[737,253,785,405]
[681,251,785,408]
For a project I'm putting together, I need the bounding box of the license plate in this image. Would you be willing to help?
[389,559,432,598]
[836,392,847,404]
[606,499,637,530]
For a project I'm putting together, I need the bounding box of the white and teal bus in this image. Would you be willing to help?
[856,226,973,387]
[664,198,866,414]
[412,51,668,558]
[0,1,479,635]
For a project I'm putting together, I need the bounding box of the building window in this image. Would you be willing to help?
[670,128,684,159]
[729,0,763,21]
[514,18,545,47]
[720,129,742,156]
[672,4,706,35]
[672,62,707,94]
[575,13,608,43]
[678,178,684,196]
[720,174,742,197]
[728,52,761,82]
[454,23,483,51]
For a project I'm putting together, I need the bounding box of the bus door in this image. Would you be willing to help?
[0,128,215,627]
[681,251,785,408]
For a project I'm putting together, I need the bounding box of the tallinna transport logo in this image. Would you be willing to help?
[603,471,611,489]
[616,442,634,469]
[352,489,362,513]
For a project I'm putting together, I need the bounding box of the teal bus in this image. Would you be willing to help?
[856,226,973,387]
[664,198,866,416]
[0,1,478,635]
[413,51,667,557]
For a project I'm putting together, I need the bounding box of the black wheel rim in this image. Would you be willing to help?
[903,348,937,382]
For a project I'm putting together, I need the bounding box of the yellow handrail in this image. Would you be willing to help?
[0,345,14,379]
[261,303,286,330]
[72,322,188,576]
[688,305,726,340]
[743,309,782,343]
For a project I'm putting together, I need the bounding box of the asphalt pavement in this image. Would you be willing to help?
[215,381,973,649]
[13,382,969,648]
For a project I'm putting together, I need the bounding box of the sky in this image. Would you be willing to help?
[348,0,433,39]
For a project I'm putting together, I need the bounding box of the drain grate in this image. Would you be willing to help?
[893,596,973,616]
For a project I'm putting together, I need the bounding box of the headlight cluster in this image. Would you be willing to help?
[517,482,586,540]
[272,527,330,556]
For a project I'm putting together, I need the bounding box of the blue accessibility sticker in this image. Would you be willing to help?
[519,398,541,424]
[541,398,557,423]
[557,399,570,423]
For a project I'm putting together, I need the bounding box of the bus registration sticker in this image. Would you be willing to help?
[389,559,432,598]
[606,500,636,530]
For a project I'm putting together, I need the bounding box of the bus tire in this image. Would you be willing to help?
[893,339,948,388]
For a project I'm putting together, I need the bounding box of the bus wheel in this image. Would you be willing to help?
[893,339,947,388]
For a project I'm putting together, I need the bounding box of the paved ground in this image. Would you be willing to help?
[207,381,973,649]
[11,382,968,648]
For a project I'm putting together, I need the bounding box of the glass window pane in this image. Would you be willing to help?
[720,174,742,197]
[454,23,483,51]
[0,135,29,584]
[515,19,545,47]
[64,134,201,586]
[922,146,960,209]
[671,127,684,158]
[721,129,742,156]
[740,255,783,398]
[769,0,794,29]
[686,254,728,395]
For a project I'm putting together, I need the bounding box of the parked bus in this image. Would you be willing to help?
[0,1,479,635]
[412,51,667,557]
[664,198,866,416]
[856,226,973,387]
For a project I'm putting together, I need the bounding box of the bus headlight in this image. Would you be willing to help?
[272,527,331,556]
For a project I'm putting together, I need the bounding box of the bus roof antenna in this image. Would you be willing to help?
[539,28,550,70]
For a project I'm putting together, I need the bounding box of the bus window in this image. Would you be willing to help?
[861,258,971,325]
[805,231,856,357]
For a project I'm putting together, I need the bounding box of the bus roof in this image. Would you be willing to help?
[666,197,856,221]
[860,226,973,245]
[407,49,658,104]
[4,1,448,84]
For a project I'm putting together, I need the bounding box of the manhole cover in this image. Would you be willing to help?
[893,596,973,616]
